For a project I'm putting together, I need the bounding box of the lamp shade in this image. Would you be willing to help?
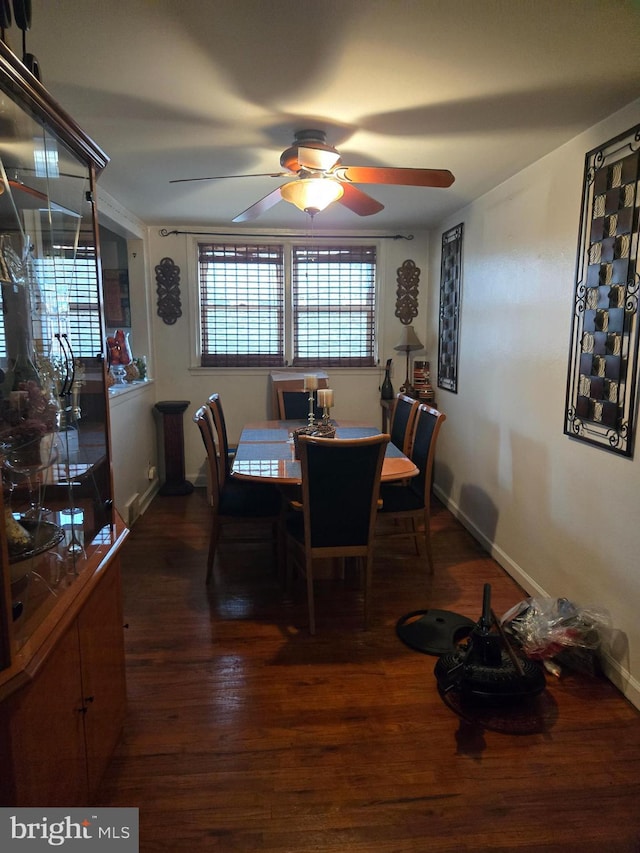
[280,178,344,215]
[393,325,423,352]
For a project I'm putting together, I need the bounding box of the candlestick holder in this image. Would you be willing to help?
[314,406,336,438]
[307,389,316,428]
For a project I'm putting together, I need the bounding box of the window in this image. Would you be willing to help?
[34,249,103,358]
[198,241,377,368]
[199,243,284,367]
[292,245,376,367]
[0,246,102,360]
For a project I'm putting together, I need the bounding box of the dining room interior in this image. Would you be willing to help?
[0,0,640,848]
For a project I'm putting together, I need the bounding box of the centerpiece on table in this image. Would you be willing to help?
[292,378,336,456]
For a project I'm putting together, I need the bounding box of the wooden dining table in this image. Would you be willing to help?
[231,420,418,485]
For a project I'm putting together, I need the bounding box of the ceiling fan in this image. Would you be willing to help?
[170,129,455,223]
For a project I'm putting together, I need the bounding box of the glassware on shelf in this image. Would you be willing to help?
[107,329,133,385]
[110,364,127,384]
[2,434,59,520]
[134,355,148,381]
[59,506,86,562]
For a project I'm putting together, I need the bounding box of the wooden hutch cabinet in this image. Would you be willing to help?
[0,42,128,804]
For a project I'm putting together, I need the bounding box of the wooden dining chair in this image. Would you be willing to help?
[376,403,446,572]
[193,406,282,585]
[286,432,390,634]
[276,389,323,421]
[207,393,236,489]
[389,393,420,456]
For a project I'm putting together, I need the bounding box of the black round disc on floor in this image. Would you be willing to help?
[396,609,475,655]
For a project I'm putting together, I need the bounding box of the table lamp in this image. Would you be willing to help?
[394,325,423,395]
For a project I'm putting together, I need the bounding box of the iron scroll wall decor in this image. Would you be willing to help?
[395,259,420,325]
[438,223,463,393]
[564,123,640,457]
[155,257,183,325]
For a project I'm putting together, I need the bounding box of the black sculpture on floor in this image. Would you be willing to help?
[434,584,546,703]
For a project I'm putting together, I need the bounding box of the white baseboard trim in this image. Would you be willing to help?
[433,484,640,711]
[133,481,159,524]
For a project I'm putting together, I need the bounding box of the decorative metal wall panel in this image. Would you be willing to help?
[438,223,463,393]
[565,124,640,457]
[395,259,420,325]
[155,256,183,325]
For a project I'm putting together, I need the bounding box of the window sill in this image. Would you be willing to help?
[188,365,382,376]
[108,379,154,406]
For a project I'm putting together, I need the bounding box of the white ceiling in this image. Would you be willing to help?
[19,0,640,232]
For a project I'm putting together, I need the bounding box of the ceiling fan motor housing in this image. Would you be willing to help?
[280,129,341,174]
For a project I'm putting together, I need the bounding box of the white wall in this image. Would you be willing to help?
[98,190,160,523]
[145,227,430,488]
[426,99,640,708]
[108,381,157,522]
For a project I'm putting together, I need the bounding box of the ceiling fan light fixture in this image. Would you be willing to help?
[280,178,344,215]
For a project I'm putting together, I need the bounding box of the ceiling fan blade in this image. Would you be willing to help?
[335,166,455,188]
[232,186,283,223]
[297,145,341,172]
[170,172,289,184]
[337,183,384,216]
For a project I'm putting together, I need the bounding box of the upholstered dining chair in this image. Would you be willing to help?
[389,393,421,456]
[193,406,282,585]
[286,432,390,634]
[276,389,323,422]
[376,403,446,572]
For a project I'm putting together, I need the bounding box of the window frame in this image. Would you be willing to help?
[195,237,381,370]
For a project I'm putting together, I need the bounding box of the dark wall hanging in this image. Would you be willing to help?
[438,223,463,393]
[395,259,420,325]
[564,123,640,457]
[103,269,131,328]
[155,256,182,325]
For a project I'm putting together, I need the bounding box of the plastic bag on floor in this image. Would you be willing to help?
[501,597,612,675]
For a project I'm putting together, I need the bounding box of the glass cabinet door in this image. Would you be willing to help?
[0,46,113,662]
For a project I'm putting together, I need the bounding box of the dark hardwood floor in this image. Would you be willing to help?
[97,488,640,852]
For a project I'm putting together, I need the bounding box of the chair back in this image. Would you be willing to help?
[297,433,389,550]
[193,405,222,511]
[389,393,420,455]
[408,404,446,502]
[277,389,323,421]
[207,393,231,488]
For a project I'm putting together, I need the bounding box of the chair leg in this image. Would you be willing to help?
[305,553,316,635]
